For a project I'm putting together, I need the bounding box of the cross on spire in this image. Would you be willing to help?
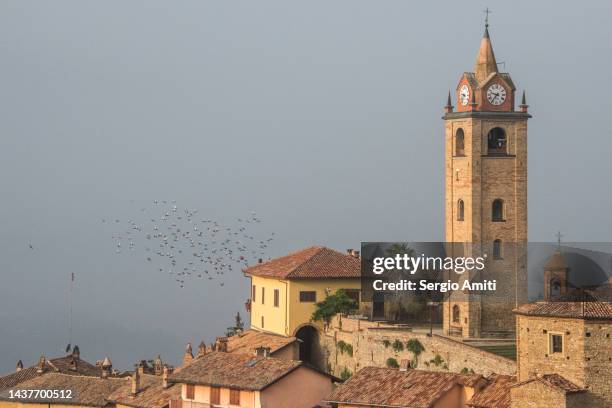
[484,7,492,28]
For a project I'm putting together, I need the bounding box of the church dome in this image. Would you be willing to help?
[545,251,568,270]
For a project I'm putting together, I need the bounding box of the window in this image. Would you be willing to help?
[185,384,195,400]
[492,199,504,221]
[252,285,256,302]
[300,291,316,302]
[455,129,465,156]
[550,334,563,354]
[261,287,265,304]
[457,199,465,221]
[487,127,507,155]
[493,239,502,260]
[261,315,264,328]
[274,289,279,307]
[230,389,240,405]
[210,387,220,405]
[452,305,460,323]
[550,278,561,298]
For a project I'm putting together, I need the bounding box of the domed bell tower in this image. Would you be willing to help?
[443,20,530,338]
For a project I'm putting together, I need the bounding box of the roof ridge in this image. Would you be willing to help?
[287,246,341,278]
[243,245,324,272]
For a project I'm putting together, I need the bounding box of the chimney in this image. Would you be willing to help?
[131,367,141,395]
[351,250,360,259]
[399,359,411,371]
[258,258,263,264]
[183,343,194,364]
[16,360,23,372]
[36,355,46,374]
[101,357,112,378]
[162,366,172,389]
[346,249,353,255]
[72,345,80,360]
[69,356,78,371]
[216,337,228,352]
[197,341,207,358]
[254,346,272,358]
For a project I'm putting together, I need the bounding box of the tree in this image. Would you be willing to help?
[384,244,416,322]
[406,339,425,368]
[226,312,245,337]
[386,358,399,368]
[311,289,358,323]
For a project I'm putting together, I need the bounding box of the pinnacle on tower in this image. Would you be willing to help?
[474,25,498,82]
[519,90,529,112]
[444,91,453,113]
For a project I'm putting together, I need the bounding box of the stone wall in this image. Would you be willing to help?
[515,315,612,407]
[320,315,516,379]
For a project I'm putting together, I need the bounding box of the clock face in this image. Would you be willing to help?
[459,85,470,106]
[487,83,507,105]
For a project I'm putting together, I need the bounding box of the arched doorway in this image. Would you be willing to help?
[295,325,322,368]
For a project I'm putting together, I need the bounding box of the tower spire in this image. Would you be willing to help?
[474,9,498,83]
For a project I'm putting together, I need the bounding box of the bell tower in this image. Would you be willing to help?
[443,21,530,338]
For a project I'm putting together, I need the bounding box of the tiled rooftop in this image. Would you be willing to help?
[226,329,296,355]
[0,372,124,406]
[513,300,612,320]
[244,246,360,279]
[168,351,304,391]
[468,374,516,408]
[512,373,585,394]
[326,366,483,408]
[0,354,101,391]
[108,373,181,408]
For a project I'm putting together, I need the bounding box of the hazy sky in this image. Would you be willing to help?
[1,1,611,372]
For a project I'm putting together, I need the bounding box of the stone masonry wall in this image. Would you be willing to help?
[321,315,516,379]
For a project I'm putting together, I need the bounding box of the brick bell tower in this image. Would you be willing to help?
[442,21,530,338]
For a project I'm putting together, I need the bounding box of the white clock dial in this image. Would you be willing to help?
[487,83,507,105]
[459,85,470,106]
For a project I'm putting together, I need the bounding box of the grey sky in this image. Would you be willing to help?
[1,0,611,372]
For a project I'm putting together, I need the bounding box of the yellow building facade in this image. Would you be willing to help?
[249,275,361,337]
[244,246,362,337]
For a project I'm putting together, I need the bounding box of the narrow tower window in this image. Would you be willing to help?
[487,127,507,155]
[457,199,465,221]
[455,129,465,156]
[452,305,460,323]
[493,239,502,259]
[492,199,505,221]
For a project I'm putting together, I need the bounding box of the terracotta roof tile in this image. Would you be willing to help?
[468,374,516,408]
[513,301,612,320]
[325,367,483,408]
[244,246,360,279]
[512,374,585,394]
[0,372,125,406]
[168,352,303,391]
[226,330,297,355]
[0,355,101,391]
[108,374,181,408]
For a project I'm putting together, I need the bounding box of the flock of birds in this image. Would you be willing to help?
[104,201,275,289]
